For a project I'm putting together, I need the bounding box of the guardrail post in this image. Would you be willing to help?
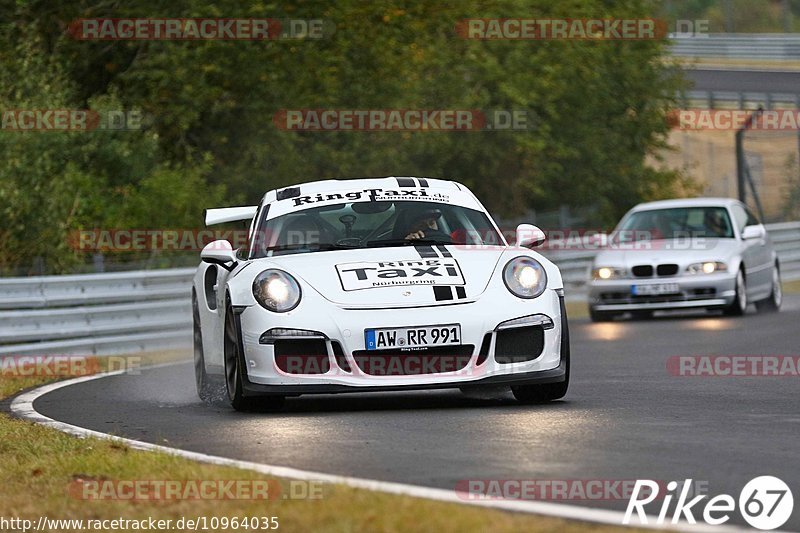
[92,254,105,273]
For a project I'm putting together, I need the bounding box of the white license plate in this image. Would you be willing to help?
[632,283,680,296]
[365,324,461,350]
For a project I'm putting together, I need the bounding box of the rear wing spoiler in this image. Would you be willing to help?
[204,206,258,226]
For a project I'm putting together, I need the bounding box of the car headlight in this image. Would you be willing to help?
[686,262,727,275]
[503,256,547,299]
[252,269,302,312]
[592,266,626,280]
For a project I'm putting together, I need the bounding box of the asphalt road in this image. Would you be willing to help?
[27,296,800,529]
[685,68,800,94]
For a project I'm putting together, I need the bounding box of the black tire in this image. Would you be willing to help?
[589,306,617,322]
[512,304,570,403]
[223,298,285,412]
[755,264,782,313]
[630,310,654,320]
[723,269,747,316]
[193,291,223,402]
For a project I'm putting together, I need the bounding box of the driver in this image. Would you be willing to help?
[282,216,321,247]
[650,211,671,240]
[705,210,727,237]
[403,208,449,241]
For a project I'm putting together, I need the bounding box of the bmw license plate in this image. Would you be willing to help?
[632,283,680,296]
[365,324,461,350]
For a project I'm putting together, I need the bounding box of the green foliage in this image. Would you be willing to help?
[1,0,689,273]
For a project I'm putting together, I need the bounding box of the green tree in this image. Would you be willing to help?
[1,0,690,273]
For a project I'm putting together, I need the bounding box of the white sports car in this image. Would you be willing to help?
[193,177,569,411]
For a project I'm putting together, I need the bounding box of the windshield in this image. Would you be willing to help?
[615,207,735,242]
[250,200,503,258]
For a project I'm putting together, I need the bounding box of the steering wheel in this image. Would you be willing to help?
[336,237,362,247]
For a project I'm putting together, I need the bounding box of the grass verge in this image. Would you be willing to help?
[566,299,589,319]
[0,354,632,532]
[782,278,800,294]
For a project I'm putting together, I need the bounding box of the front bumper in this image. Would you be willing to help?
[236,288,566,395]
[588,272,736,312]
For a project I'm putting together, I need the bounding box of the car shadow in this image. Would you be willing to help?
[211,389,574,415]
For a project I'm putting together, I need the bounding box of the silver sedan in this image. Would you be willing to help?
[588,198,782,321]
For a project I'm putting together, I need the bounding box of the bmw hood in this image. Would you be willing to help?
[593,238,742,269]
[264,245,507,307]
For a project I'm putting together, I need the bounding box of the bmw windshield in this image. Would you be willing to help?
[614,207,735,243]
[250,200,503,258]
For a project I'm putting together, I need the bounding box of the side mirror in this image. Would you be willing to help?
[515,224,546,248]
[741,225,765,240]
[201,240,237,271]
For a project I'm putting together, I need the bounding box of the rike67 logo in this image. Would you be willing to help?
[624,476,793,530]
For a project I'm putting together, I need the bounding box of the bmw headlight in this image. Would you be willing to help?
[592,266,626,280]
[253,269,301,312]
[503,256,547,299]
[686,262,727,275]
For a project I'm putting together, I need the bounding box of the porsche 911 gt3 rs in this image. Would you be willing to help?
[192,177,569,410]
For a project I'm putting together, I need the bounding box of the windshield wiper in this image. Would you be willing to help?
[365,238,452,248]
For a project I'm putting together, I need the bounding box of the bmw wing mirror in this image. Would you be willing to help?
[201,240,238,271]
[515,224,546,248]
[741,225,765,240]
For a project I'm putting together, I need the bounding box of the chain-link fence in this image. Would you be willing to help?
[665,127,800,224]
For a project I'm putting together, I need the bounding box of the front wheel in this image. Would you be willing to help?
[589,306,617,322]
[512,380,568,403]
[193,291,222,402]
[224,299,284,412]
[756,264,782,312]
[512,307,570,403]
[723,269,747,316]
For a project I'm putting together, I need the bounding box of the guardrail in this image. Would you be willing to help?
[683,90,800,109]
[671,34,800,61]
[0,222,798,355]
[0,269,194,356]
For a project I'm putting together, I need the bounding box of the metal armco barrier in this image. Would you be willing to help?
[0,268,194,356]
[683,90,800,109]
[671,34,800,61]
[0,222,798,356]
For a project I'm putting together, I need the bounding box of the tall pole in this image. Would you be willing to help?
[735,107,763,204]
[723,0,734,32]
[782,0,792,32]
[736,128,746,204]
